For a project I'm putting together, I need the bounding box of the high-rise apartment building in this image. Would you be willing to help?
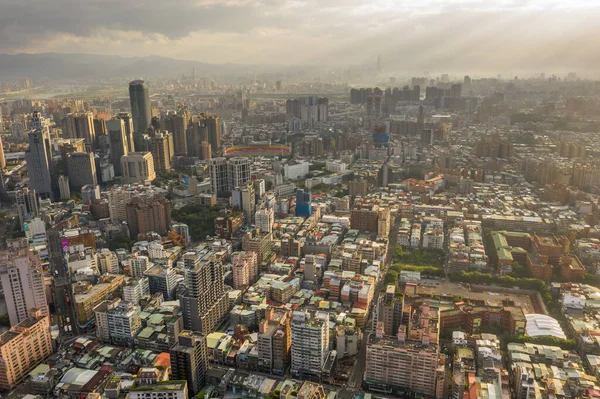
[349,179,369,197]
[242,228,272,265]
[231,251,258,290]
[179,251,228,335]
[0,238,48,326]
[203,114,220,153]
[125,193,171,238]
[0,138,6,169]
[0,310,52,390]
[117,112,136,152]
[291,311,330,380]
[151,131,174,172]
[258,307,291,375]
[94,299,141,346]
[106,119,129,176]
[25,128,54,200]
[209,157,251,196]
[170,330,208,396]
[232,183,255,224]
[97,249,119,274]
[129,80,152,137]
[372,285,404,336]
[166,109,190,156]
[15,187,39,229]
[121,152,156,184]
[108,187,134,222]
[365,303,440,397]
[65,112,96,150]
[130,255,151,278]
[255,207,274,235]
[201,141,212,160]
[67,152,97,190]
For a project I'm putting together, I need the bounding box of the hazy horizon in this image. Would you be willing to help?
[2,0,600,76]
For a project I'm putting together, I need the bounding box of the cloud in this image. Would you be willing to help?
[1,0,600,73]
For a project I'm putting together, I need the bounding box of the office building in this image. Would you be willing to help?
[180,251,228,335]
[170,330,208,396]
[25,128,54,200]
[166,109,190,156]
[151,131,174,172]
[0,239,49,326]
[255,207,274,234]
[15,187,39,229]
[231,251,258,290]
[291,311,330,380]
[0,310,52,390]
[365,303,440,397]
[117,112,136,152]
[67,152,97,190]
[129,80,152,136]
[232,183,255,224]
[209,157,250,196]
[258,307,291,375]
[121,152,156,184]
[106,119,129,176]
[65,112,96,149]
[58,175,71,200]
[125,193,171,238]
[295,189,312,217]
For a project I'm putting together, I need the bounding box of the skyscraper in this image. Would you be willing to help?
[65,112,96,150]
[67,152,97,190]
[0,238,49,326]
[179,251,228,335]
[25,127,54,200]
[166,109,190,156]
[0,138,6,169]
[151,132,174,172]
[129,80,151,143]
[106,119,129,176]
[117,112,136,152]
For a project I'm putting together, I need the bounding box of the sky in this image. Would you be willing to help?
[1,0,600,74]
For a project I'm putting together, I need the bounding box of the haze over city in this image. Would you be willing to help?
[2,0,600,76]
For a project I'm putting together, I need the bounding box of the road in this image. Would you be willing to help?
[47,229,79,339]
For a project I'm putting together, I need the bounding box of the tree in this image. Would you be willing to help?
[197,393,205,399]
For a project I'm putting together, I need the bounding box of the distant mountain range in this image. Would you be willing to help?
[0,53,300,81]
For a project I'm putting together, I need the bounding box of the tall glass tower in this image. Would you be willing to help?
[128,80,151,136]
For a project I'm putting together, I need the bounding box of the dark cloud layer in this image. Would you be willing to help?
[1,0,600,74]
